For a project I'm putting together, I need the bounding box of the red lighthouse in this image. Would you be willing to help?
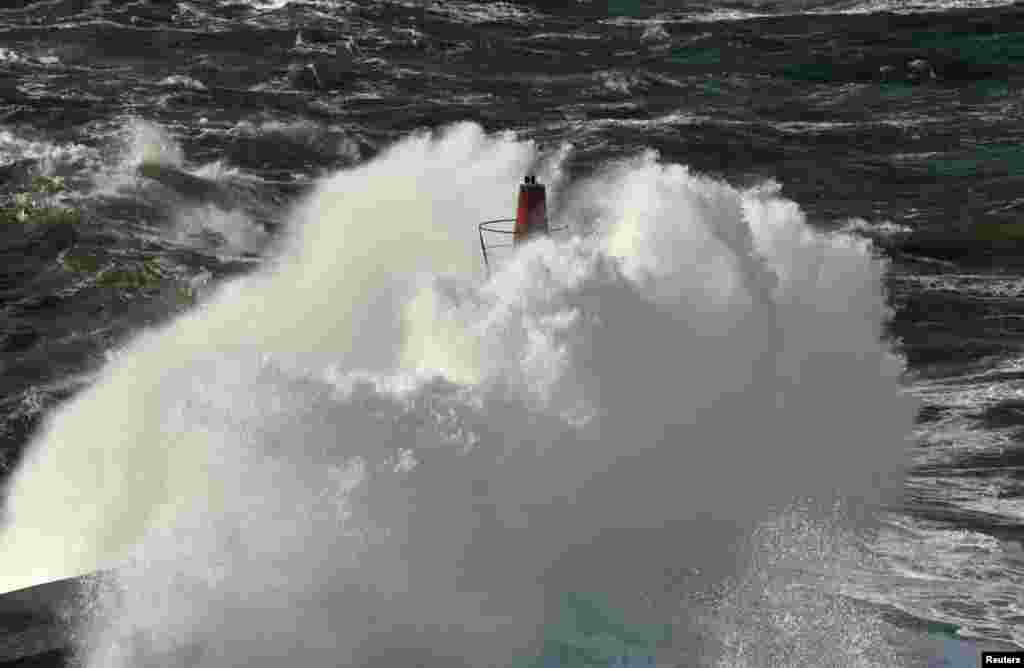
[513,175,549,245]
[478,175,561,275]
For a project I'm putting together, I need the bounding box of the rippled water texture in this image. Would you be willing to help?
[2,0,1024,665]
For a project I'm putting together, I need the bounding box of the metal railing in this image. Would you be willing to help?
[478,218,568,275]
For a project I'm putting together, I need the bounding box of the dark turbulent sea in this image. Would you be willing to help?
[2,0,1024,666]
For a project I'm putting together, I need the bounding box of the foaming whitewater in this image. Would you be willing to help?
[0,123,918,666]
[90,118,187,197]
[127,118,185,169]
[174,204,270,255]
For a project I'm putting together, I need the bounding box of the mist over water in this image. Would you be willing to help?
[0,123,917,666]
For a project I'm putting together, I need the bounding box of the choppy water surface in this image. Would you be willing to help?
[2,0,1024,666]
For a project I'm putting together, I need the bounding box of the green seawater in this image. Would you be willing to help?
[929,145,1024,177]
[912,32,1024,66]
[516,593,669,668]
[668,48,721,66]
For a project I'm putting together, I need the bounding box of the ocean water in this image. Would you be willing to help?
[0,1,1023,666]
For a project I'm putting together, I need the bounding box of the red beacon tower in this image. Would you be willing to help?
[479,175,562,274]
[514,175,549,244]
